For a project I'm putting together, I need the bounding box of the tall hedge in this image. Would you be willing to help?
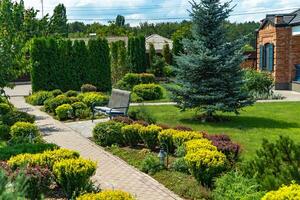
[128,36,146,73]
[30,37,111,92]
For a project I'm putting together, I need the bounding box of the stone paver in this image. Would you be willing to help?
[8,96,182,200]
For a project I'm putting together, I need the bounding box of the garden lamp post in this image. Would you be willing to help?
[29,132,34,143]
[157,143,169,168]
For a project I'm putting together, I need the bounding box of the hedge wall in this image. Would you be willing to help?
[30,37,111,92]
[128,36,146,73]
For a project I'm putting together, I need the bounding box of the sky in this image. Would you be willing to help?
[23,0,300,25]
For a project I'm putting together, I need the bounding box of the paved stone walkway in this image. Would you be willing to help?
[8,96,182,200]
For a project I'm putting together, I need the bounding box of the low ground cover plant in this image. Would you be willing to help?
[262,183,300,200]
[77,190,136,200]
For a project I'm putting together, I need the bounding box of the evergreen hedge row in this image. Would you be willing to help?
[30,37,111,92]
[128,36,146,73]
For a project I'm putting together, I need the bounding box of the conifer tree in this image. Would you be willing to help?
[171,0,253,120]
[162,42,172,65]
[49,4,68,37]
[116,15,125,27]
[149,42,156,67]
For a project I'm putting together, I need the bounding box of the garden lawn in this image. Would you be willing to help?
[132,102,300,159]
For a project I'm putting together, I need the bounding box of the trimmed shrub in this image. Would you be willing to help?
[173,131,203,147]
[45,95,71,113]
[8,148,80,169]
[82,92,109,107]
[0,103,12,115]
[65,90,78,97]
[0,124,10,140]
[212,171,265,200]
[243,136,300,191]
[121,124,143,147]
[185,139,217,153]
[185,149,226,187]
[77,190,136,200]
[112,116,133,125]
[133,84,163,100]
[53,158,97,198]
[171,157,189,174]
[81,84,97,93]
[0,110,35,126]
[131,92,143,103]
[10,122,41,144]
[93,121,124,146]
[139,125,162,150]
[69,97,80,103]
[25,91,53,106]
[140,155,162,174]
[0,143,58,161]
[116,73,155,90]
[55,104,73,121]
[72,102,89,118]
[262,183,300,200]
[158,129,177,153]
[51,89,63,97]
[128,36,147,73]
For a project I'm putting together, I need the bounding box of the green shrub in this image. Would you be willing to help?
[171,157,189,174]
[163,65,175,77]
[131,92,143,102]
[0,103,12,115]
[185,149,226,187]
[25,91,53,106]
[158,129,178,153]
[0,110,35,126]
[69,97,80,103]
[139,125,162,150]
[0,124,10,140]
[128,107,156,124]
[53,158,97,198]
[0,143,58,161]
[82,92,108,107]
[172,131,203,147]
[93,121,124,146]
[72,102,89,118]
[262,183,300,200]
[55,104,73,121]
[0,170,27,198]
[51,89,63,97]
[65,90,78,97]
[150,56,165,77]
[121,124,143,147]
[133,84,163,100]
[243,136,300,191]
[140,73,156,84]
[212,171,265,200]
[81,84,97,93]
[116,73,155,90]
[10,122,41,144]
[77,190,136,200]
[140,155,162,174]
[45,95,71,113]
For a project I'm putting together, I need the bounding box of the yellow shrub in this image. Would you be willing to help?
[158,129,179,152]
[8,148,80,169]
[173,131,203,147]
[121,124,143,147]
[53,158,97,198]
[185,139,217,153]
[262,183,300,200]
[77,190,136,200]
[139,125,162,150]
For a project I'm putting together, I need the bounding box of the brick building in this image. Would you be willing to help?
[257,9,300,90]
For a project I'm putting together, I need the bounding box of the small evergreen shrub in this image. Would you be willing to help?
[69,96,80,103]
[171,157,189,174]
[10,122,40,144]
[51,89,63,97]
[139,125,162,150]
[81,84,97,93]
[72,102,89,118]
[0,143,58,161]
[0,103,11,115]
[55,104,73,121]
[121,124,143,147]
[0,111,35,126]
[0,124,10,140]
[139,73,156,84]
[131,92,143,103]
[173,131,203,147]
[45,95,71,113]
[185,149,226,187]
[212,171,265,200]
[158,129,177,153]
[140,155,162,174]
[116,73,155,90]
[77,190,136,200]
[128,107,156,124]
[262,183,300,200]
[25,91,53,106]
[53,158,97,198]
[93,121,124,146]
[65,90,78,97]
[82,92,108,107]
[133,84,163,100]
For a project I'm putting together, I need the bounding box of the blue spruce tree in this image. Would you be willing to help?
[171,0,253,121]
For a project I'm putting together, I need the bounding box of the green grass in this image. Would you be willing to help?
[106,146,210,200]
[131,102,300,159]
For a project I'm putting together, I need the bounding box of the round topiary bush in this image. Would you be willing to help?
[71,102,89,118]
[51,89,63,97]
[82,92,109,107]
[93,121,125,146]
[81,84,97,93]
[65,90,78,97]
[139,125,162,150]
[133,84,163,100]
[0,124,11,140]
[45,95,71,113]
[55,104,73,121]
[0,103,12,115]
[26,91,53,106]
[0,110,35,126]
[10,122,40,144]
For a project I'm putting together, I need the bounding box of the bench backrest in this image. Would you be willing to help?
[108,89,131,114]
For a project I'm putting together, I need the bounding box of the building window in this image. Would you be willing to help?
[259,43,274,72]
